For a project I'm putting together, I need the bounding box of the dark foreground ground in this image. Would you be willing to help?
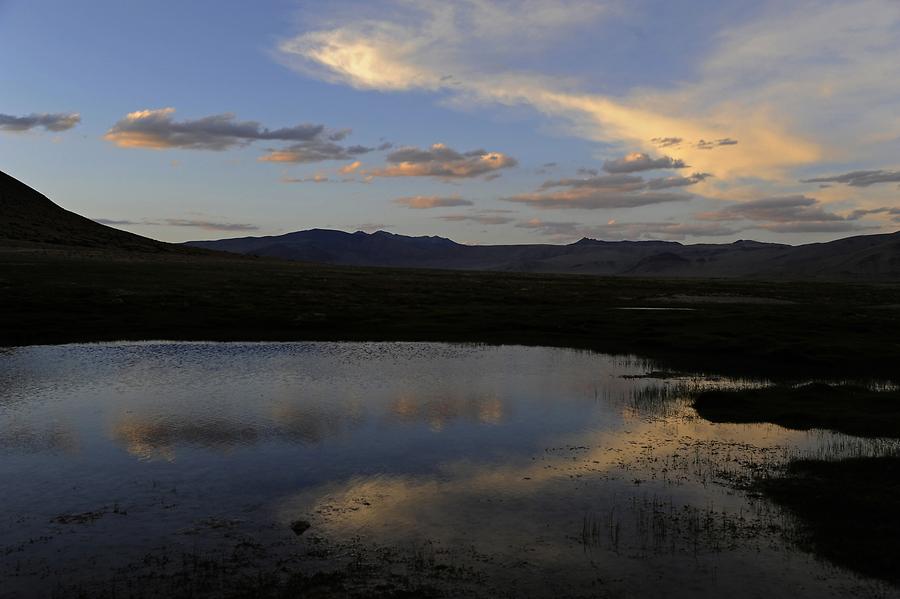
[2,246,899,380]
[3,247,900,593]
[694,383,900,438]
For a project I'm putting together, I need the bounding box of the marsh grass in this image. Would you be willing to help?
[580,493,787,559]
[692,383,900,438]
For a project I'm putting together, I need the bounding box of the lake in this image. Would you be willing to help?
[0,342,896,598]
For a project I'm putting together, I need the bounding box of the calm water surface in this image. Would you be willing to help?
[0,342,896,598]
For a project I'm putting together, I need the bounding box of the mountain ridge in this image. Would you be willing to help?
[185,227,900,280]
[2,168,897,280]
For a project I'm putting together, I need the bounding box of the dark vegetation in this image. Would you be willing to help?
[693,383,900,438]
[757,457,900,585]
[2,248,900,381]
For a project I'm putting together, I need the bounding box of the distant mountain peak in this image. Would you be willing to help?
[571,237,603,246]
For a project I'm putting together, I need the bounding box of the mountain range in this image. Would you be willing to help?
[2,168,898,280]
[186,227,900,280]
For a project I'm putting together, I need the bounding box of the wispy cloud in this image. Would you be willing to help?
[516,218,741,241]
[0,112,80,133]
[162,219,259,232]
[698,195,845,224]
[602,152,687,174]
[277,0,848,181]
[356,222,390,232]
[505,190,690,211]
[696,195,872,233]
[696,138,738,150]
[646,173,712,190]
[281,174,332,183]
[261,140,388,164]
[802,169,900,187]
[339,160,363,174]
[650,137,683,148]
[504,171,701,210]
[438,213,514,225]
[94,217,259,232]
[847,206,900,222]
[394,195,474,209]
[94,218,141,226]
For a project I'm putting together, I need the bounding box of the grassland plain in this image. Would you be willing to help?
[2,246,899,381]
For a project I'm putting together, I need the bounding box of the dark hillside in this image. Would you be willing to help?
[0,170,185,253]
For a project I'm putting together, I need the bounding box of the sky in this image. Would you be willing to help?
[1,0,899,245]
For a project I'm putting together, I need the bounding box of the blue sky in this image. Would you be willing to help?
[2,0,899,244]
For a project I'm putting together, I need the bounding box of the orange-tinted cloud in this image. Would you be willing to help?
[393,195,474,209]
[105,108,328,151]
[340,160,363,174]
[366,143,517,179]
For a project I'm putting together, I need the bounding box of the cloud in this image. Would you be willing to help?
[0,112,80,133]
[259,140,375,163]
[94,218,140,226]
[504,172,698,210]
[698,195,844,223]
[276,1,831,181]
[439,213,514,225]
[93,217,259,232]
[847,206,900,222]
[650,137,683,148]
[339,160,363,174]
[279,1,611,92]
[356,222,390,232]
[696,195,873,233]
[538,174,645,191]
[159,219,260,232]
[801,169,900,187]
[505,190,690,211]
[759,221,875,233]
[104,108,381,164]
[646,172,712,190]
[366,143,517,179]
[281,174,331,183]
[105,108,332,151]
[516,218,741,241]
[696,138,739,150]
[394,195,474,209]
[602,152,687,174]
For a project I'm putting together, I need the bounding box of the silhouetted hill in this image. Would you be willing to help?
[0,170,185,253]
[186,228,900,280]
